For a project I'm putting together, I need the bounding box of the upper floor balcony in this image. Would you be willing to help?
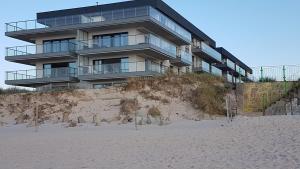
[78,61,167,81]
[77,33,191,65]
[171,50,192,66]
[5,6,191,45]
[5,41,77,65]
[5,33,192,67]
[5,67,78,87]
[192,42,222,64]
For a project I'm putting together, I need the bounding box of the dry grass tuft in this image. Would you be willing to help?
[148,106,161,118]
[190,83,228,116]
[125,72,229,116]
[120,98,139,116]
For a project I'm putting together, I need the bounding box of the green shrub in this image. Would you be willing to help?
[259,77,276,82]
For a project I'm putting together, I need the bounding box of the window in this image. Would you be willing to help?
[43,38,75,53]
[43,62,76,78]
[93,32,128,48]
[43,64,52,78]
[93,57,129,74]
[121,58,129,72]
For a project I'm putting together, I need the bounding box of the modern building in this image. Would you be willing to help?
[4,0,252,89]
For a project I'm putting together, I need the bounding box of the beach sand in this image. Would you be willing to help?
[0,116,300,169]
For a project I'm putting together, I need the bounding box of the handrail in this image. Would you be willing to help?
[78,61,169,76]
[76,34,178,58]
[5,6,191,42]
[6,42,77,57]
[6,67,77,81]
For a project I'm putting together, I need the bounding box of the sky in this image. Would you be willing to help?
[0,0,300,88]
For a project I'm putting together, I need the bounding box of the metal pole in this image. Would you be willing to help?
[260,67,263,82]
[283,65,287,94]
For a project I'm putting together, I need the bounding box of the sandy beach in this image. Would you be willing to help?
[0,116,300,169]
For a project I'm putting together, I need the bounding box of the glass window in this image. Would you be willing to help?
[43,41,52,53]
[120,34,128,46]
[113,34,121,47]
[94,33,128,48]
[68,62,77,76]
[43,38,75,53]
[101,36,112,48]
[121,58,129,72]
[43,64,52,78]
[60,40,68,52]
[93,60,102,74]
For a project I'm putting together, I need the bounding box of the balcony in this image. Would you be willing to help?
[170,50,192,66]
[5,6,191,45]
[5,67,79,87]
[78,61,167,81]
[192,42,222,63]
[5,42,77,65]
[76,34,177,60]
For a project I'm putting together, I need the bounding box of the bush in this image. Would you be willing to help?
[148,106,161,118]
[259,77,276,82]
[120,98,139,116]
[0,88,31,95]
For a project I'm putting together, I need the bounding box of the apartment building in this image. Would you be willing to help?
[4,0,252,89]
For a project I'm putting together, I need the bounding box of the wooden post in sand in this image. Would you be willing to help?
[34,104,39,132]
[134,111,138,130]
[226,96,229,123]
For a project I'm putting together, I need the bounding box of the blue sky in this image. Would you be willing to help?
[0,0,299,87]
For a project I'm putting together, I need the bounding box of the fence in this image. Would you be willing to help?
[249,65,300,82]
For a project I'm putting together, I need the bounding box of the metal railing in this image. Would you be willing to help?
[77,34,178,58]
[5,6,149,32]
[5,6,192,42]
[79,61,168,76]
[6,67,77,81]
[193,42,222,62]
[6,42,76,57]
[249,65,300,82]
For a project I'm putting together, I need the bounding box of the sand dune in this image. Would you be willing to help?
[0,116,300,169]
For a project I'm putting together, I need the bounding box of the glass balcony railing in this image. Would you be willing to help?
[211,66,222,76]
[200,42,222,62]
[5,6,192,43]
[79,61,168,76]
[178,50,192,65]
[236,65,246,76]
[6,42,76,57]
[226,59,236,70]
[149,7,191,42]
[77,34,177,58]
[6,67,77,81]
[202,61,210,73]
